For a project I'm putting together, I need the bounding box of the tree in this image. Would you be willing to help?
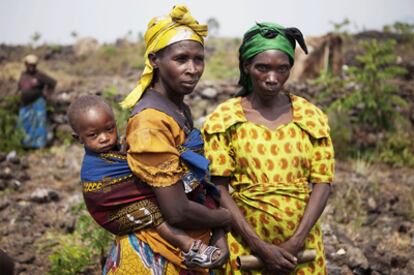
[207,17,220,37]
[30,31,42,47]
[70,31,78,40]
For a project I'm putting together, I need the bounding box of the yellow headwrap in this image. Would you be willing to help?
[121,5,208,109]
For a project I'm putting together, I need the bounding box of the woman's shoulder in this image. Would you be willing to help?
[129,108,179,133]
[290,94,331,139]
[202,97,246,134]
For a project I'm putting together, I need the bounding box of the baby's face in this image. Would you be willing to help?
[76,106,118,153]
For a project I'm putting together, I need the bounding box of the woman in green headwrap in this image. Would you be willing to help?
[202,23,334,274]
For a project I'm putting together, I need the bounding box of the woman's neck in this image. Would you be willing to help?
[247,91,288,111]
[151,82,184,108]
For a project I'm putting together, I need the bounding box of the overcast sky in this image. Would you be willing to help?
[1,0,413,45]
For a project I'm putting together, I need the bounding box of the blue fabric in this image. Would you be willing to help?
[180,129,220,200]
[80,149,131,183]
[18,97,47,148]
[181,129,210,181]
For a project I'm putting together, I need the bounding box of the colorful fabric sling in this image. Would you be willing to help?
[81,149,161,235]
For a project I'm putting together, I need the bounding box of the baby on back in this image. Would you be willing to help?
[67,95,220,268]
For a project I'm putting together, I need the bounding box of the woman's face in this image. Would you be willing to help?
[244,50,291,98]
[152,40,205,96]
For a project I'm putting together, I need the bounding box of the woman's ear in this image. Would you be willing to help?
[148,52,158,69]
[243,61,250,75]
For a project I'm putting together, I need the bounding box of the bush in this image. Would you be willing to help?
[329,39,408,132]
[376,131,414,167]
[0,96,24,153]
[48,236,91,275]
[48,203,112,275]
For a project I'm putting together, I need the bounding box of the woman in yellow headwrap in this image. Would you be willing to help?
[103,5,230,275]
[202,22,334,274]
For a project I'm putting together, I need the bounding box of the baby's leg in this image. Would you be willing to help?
[155,222,221,267]
[156,222,193,252]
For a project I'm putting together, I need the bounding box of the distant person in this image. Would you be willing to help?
[67,95,222,269]
[17,54,56,149]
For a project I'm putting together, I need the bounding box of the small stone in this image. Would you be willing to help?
[0,198,10,211]
[1,167,12,180]
[15,253,35,264]
[6,151,18,163]
[367,197,377,210]
[20,159,29,169]
[200,87,218,99]
[327,262,342,275]
[30,188,60,203]
[11,180,22,190]
[344,244,369,270]
[336,248,347,255]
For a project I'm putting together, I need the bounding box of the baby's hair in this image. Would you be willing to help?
[67,95,113,133]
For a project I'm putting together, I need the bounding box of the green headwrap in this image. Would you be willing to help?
[237,22,308,95]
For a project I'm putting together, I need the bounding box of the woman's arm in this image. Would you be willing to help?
[279,183,331,255]
[152,181,231,230]
[212,176,297,273]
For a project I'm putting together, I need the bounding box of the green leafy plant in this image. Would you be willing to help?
[330,18,351,34]
[383,21,414,41]
[48,203,112,274]
[329,39,408,133]
[0,96,24,153]
[102,45,118,57]
[376,131,414,167]
[30,31,42,47]
[48,236,91,275]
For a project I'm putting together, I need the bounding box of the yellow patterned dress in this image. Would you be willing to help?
[202,95,335,275]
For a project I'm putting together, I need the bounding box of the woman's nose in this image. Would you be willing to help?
[186,60,196,74]
[266,72,279,85]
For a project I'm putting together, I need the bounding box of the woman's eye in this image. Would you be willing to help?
[278,66,290,73]
[195,55,204,62]
[175,55,188,62]
[256,65,268,72]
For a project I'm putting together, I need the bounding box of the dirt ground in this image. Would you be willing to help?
[1,145,413,274]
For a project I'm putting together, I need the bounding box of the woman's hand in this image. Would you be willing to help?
[279,235,304,257]
[207,229,229,269]
[256,241,297,274]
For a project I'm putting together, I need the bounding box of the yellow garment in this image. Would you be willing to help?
[126,109,186,187]
[121,5,208,109]
[108,108,210,274]
[105,229,210,274]
[202,95,335,275]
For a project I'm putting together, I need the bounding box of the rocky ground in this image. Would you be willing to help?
[1,141,413,274]
[1,34,413,274]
